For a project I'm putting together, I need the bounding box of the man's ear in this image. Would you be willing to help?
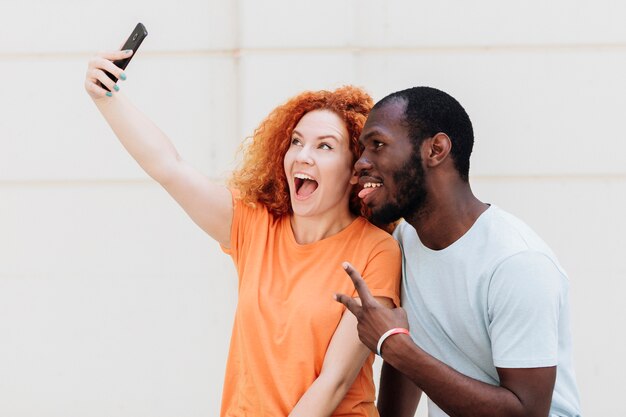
[423,132,452,168]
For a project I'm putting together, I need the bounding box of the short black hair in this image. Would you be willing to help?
[375,86,474,181]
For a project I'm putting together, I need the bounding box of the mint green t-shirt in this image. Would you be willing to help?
[393,206,581,417]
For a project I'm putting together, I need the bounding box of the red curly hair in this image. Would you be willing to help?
[229,85,373,218]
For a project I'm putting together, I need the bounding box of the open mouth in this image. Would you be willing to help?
[358,181,382,200]
[294,173,319,198]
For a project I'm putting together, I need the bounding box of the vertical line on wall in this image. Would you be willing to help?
[233,0,243,151]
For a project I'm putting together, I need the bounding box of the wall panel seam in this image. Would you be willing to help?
[4,43,626,60]
[1,174,626,187]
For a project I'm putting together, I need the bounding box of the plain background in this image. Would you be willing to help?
[1,0,624,416]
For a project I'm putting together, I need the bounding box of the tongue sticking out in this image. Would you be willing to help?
[358,187,377,199]
[296,179,318,197]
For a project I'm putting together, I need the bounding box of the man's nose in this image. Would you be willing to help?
[354,154,372,173]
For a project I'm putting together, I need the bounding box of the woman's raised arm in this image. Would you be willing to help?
[85,50,233,246]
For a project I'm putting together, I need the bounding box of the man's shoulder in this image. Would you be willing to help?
[484,206,555,254]
[475,206,566,275]
[390,208,546,253]
[392,207,563,272]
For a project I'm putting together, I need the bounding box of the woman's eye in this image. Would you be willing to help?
[319,143,332,150]
[291,138,302,146]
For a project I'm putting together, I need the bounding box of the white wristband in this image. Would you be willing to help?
[376,327,410,356]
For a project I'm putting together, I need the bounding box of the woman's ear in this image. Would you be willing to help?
[349,169,359,185]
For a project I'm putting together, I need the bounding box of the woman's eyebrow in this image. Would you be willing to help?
[317,135,340,142]
[292,130,341,142]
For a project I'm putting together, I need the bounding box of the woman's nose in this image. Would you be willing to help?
[295,146,314,165]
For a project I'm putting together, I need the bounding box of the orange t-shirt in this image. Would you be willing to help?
[220,197,401,417]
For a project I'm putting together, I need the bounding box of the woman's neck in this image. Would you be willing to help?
[289,209,357,245]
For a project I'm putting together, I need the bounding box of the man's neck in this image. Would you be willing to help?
[405,181,488,251]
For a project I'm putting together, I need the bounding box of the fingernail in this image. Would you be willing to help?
[120,73,127,81]
[113,84,120,92]
[106,92,112,97]
[342,262,349,270]
[124,49,133,55]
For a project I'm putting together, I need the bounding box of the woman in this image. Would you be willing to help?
[85,49,400,416]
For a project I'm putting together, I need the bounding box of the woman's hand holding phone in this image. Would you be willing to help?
[84,23,147,100]
[84,49,133,100]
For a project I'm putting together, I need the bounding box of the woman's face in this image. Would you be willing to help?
[283,109,356,219]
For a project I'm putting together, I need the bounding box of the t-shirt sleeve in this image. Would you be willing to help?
[487,250,567,368]
[359,237,402,308]
[219,190,255,264]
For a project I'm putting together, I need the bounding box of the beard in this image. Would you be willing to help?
[369,150,428,226]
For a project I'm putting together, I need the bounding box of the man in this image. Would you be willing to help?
[335,87,581,416]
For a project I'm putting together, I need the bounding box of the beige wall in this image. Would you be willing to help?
[1,1,624,416]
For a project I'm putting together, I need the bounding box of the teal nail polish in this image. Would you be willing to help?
[123,49,133,54]
[106,91,112,97]
[120,73,127,81]
[113,84,120,92]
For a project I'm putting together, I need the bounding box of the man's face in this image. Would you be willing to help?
[355,100,428,225]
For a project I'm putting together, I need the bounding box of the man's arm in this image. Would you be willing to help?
[335,262,556,417]
[383,333,555,417]
[378,361,422,417]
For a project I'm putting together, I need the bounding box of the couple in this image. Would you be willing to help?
[85,50,581,416]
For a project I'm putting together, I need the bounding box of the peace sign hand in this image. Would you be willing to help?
[334,262,410,356]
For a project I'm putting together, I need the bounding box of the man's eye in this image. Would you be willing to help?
[373,141,384,149]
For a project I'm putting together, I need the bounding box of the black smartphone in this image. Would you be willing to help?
[101,22,148,91]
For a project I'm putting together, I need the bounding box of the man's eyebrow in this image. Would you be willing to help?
[360,130,383,142]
